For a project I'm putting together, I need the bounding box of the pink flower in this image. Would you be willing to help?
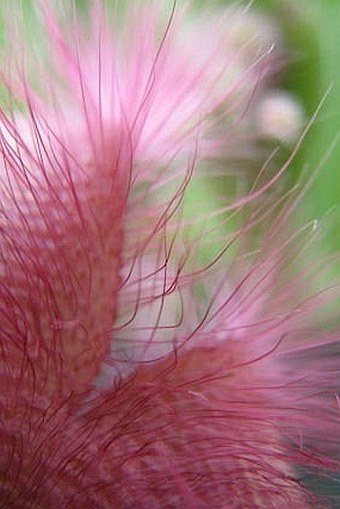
[0,2,339,508]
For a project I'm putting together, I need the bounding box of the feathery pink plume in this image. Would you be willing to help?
[1,2,339,508]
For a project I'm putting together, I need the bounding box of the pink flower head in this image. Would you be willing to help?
[1,1,339,508]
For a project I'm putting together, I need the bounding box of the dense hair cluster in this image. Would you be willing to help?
[0,2,340,508]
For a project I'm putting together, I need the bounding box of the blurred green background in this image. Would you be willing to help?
[199,0,340,269]
[184,0,340,272]
[258,0,340,254]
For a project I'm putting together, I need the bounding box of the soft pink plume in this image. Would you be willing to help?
[0,2,339,508]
